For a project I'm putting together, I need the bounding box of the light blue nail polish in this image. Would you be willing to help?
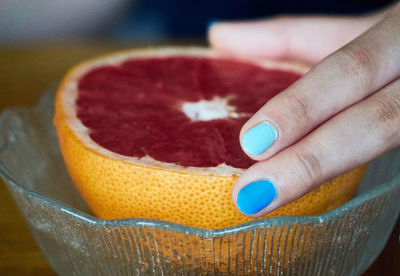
[237,180,277,215]
[242,122,277,155]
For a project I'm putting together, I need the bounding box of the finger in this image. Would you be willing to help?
[239,6,400,161]
[208,14,382,64]
[233,77,400,217]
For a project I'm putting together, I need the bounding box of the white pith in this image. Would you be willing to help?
[60,47,310,176]
[182,96,244,121]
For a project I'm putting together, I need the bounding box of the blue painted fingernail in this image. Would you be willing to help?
[207,18,219,29]
[242,122,277,155]
[237,180,277,215]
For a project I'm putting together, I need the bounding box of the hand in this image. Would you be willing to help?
[208,4,400,217]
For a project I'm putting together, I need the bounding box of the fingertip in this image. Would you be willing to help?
[208,21,259,53]
[206,18,220,30]
[236,179,277,216]
[241,121,278,156]
[207,21,228,49]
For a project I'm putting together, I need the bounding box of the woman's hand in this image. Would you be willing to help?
[208,4,400,217]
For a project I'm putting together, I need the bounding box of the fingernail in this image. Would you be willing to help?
[242,122,277,155]
[207,18,219,29]
[237,180,277,215]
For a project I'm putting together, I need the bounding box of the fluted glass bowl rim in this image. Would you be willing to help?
[1,91,399,237]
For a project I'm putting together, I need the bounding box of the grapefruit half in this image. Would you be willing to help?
[54,47,367,229]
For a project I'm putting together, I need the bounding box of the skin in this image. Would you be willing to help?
[208,3,400,218]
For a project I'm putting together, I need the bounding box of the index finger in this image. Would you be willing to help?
[239,6,400,161]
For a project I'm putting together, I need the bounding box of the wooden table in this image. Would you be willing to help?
[0,44,399,275]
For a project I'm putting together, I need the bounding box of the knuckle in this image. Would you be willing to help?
[369,94,400,143]
[290,93,312,120]
[277,93,312,133]
[293,148,322,189]
[337,44,376,88]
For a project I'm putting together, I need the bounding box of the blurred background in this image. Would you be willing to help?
[0,0,394,44]
[0,0,398,275]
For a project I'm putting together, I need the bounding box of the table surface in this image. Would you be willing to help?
[0,43,399,275]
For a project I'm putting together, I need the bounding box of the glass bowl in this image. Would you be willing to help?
[1,90,399,276]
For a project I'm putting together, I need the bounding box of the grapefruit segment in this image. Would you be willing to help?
[54,48,367,229]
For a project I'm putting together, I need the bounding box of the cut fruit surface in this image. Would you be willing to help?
[77,56,301,169]
[55,48,367,229]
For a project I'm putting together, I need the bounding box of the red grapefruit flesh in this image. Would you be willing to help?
[77,56,301,168]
